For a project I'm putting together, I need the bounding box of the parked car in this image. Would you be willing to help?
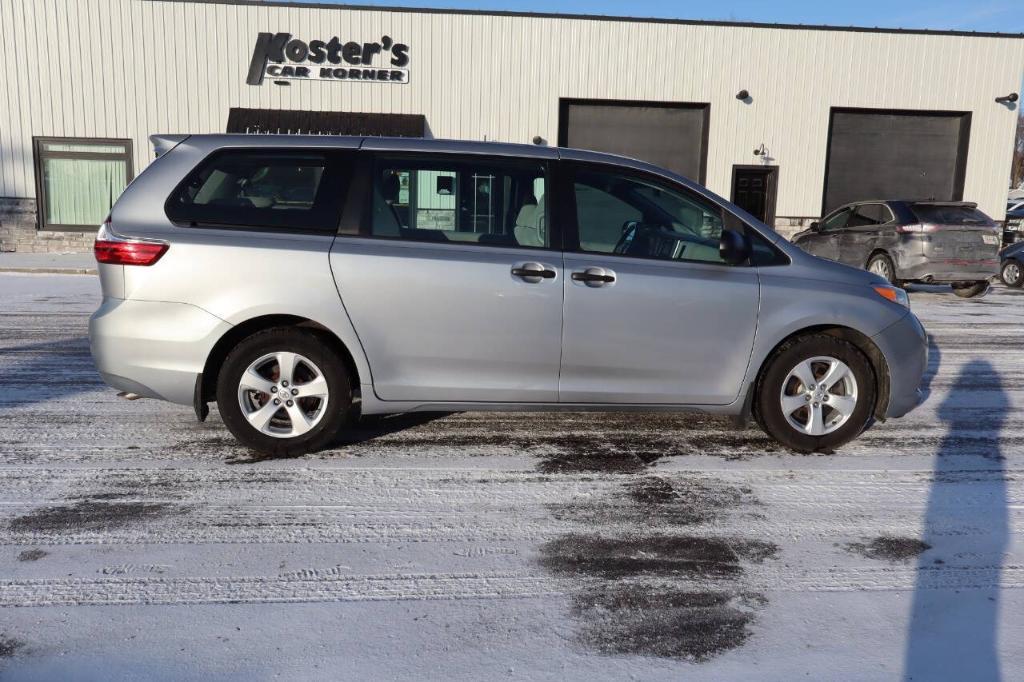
[89,135,927,456]
[1000,241,1024,287]
[793,200,1001,298]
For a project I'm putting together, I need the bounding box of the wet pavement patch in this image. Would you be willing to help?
[540,534,777,580]
[0,634,24,658]
[570,586,763,661]
[538,453,775,663]
[16,549,47,562]
[844,535,931,562]
[551,477,758,528]
[9,501,172,534]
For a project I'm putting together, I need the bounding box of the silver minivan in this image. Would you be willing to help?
[89,135,927,456]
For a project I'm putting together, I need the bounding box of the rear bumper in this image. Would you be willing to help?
[898,257,998,283]
[872,311,928,419]
[89,297,231,405]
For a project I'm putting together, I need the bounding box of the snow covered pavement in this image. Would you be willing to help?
[1,272,1022,680]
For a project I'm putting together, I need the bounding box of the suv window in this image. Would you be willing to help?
[573,167,726,264]
[821,207,852,231]
[846,203,892,227]
[371,156,548,248]
[167,150,343,231]
[911,204,994,226]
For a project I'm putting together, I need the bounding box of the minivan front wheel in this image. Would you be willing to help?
[756,334,876,453]
[216,328,351,456]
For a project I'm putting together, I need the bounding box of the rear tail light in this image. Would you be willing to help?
[94,218,168,266]
[897,223,939,233]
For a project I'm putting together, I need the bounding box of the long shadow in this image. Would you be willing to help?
[3,337,101,410]
[904,359,1008,680]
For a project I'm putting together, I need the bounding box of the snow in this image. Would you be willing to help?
[1,272,1023,680]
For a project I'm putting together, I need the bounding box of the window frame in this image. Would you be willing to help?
[33,136,134,232]
[560,160,778,268]
[349,151,560,252]
[163,148,352,235]
[846,202,895,228]
[820,205,853,232]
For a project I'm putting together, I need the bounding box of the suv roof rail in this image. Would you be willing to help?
[910,200,977,208]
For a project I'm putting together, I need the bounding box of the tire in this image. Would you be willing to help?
[1001,260,1023,288]
[216,327,351,457]
[866,253,897,285]
[951,281,990,298]
[755,334,876,453]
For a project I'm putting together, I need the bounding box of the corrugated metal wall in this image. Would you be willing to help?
[1,0,1022,219]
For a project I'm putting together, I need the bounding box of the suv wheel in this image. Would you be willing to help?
[1001,260,1023,288]
[866,253,897,285]
[216,328,351,456]
[951,281,990,298]
[756,334,876,453]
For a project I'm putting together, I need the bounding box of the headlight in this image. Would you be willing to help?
[872,285,910,309]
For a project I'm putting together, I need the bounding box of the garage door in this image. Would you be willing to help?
[559,100,709,183]
[823,109,970,213]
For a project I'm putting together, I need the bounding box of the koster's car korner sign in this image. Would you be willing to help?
[246,32,410,85]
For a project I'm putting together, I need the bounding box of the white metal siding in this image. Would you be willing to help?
[2,0,1022,219]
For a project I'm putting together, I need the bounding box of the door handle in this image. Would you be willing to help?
[511,263,556,280]
[571,268,616,285]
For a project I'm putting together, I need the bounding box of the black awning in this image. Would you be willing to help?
[226,108,426,137]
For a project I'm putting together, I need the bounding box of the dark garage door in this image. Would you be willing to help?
[559,100,709,183]
[823,109,970,213]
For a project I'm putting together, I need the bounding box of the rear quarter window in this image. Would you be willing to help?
[911,204,994,226]
[166,149,346,231]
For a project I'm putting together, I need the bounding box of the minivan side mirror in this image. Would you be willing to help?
[809,221,822,232]
[719,229,752,265]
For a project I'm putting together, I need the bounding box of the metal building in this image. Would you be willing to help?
[1,0,1022,252]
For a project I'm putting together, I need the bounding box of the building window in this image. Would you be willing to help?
[33,137,133,231]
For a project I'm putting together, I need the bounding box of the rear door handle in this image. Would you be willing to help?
[571,268,616,286]
[511,262,557,281]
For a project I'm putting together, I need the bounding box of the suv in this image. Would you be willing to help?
[90,135,927,456]
[793,200,1001,298]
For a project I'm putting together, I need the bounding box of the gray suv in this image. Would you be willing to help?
[89,135,927,456]
[793,200,1001,298]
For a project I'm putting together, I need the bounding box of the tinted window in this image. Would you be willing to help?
[573,168,726,264]
[167,150,341,231]
[821,207,851,231]
[911,204,994,226]
[371,156,548,248]
[846,203,891,227]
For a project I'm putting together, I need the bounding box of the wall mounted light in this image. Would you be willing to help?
[736,89,750,100]
[995,92,1019,104]
[532,136,546,145]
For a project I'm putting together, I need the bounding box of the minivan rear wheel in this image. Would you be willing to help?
[756,334,876,453]
[216,328,351,456]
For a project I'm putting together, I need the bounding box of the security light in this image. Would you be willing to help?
[995,92,1018,104]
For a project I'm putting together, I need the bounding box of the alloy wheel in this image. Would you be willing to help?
[868,258,891,281]
[779,356,859,436]
[1004,261,1021,286]
[236,352,330,438]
